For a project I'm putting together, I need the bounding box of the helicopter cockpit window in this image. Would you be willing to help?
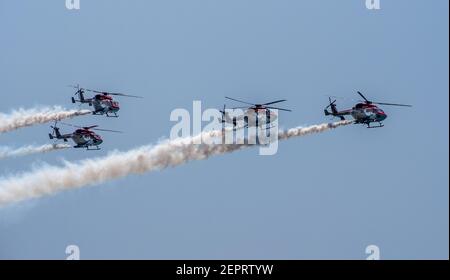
[82,135,92,141]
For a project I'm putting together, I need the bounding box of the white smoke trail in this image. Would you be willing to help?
[0,121,352,206]
[0,106,91,133]
[0,144,71,160]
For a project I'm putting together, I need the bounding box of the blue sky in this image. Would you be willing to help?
[0,0,448,259]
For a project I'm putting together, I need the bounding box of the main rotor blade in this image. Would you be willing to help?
[325,99,337,109]
[83,88,142,98]
[59,122,82,128]
[262,99,287,105]
[83,88,108,94]
[68,84,82,95]
[229,106,250,110]
[83,88,101,93]
[265,106,292,112]
[373,102,412,107]
[357,91,370,102]
[225,96,255,106]
[92,128,123,133]
[107,93,143,98]
[83,125,99,129]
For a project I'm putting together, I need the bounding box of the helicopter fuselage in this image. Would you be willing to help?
[324,91,411,128]
[325,102,388,128]
[50,127,103,150]
[92,95,120,117]
[351,103,387,124]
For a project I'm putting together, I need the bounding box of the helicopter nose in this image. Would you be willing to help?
[377,113,387,121]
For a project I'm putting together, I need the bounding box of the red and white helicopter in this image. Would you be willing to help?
[220,96,291,129]
[324,91,412,128]
[49,122,122,150]
[69,84,142,117]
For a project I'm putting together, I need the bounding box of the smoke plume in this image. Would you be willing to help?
[0,144,71,160]
[0,106,91,133]
[0,121,352,206]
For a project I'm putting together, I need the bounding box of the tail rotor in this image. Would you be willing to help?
[49,121,64,141]
[324,97,338,115]
[324,97,345,120]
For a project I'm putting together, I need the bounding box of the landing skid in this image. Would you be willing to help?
[367,122,384,128]
[106,112,119,118]
[73,145,101,150]
[92,111,119,117]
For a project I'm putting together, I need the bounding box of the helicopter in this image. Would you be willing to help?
[48,122,122,150]
[324,91,412,128]
[69,84,142,117]
[220,96,291,129]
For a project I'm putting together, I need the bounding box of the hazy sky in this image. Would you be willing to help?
[0,0,448,259]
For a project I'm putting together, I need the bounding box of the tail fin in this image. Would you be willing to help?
[329,98,339,114]
[50,125,62,139]
[78,90,85,102]
[324,97,345,120]
[73,85,85,103]
[54,127,62,138]
[324,97,337,115]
